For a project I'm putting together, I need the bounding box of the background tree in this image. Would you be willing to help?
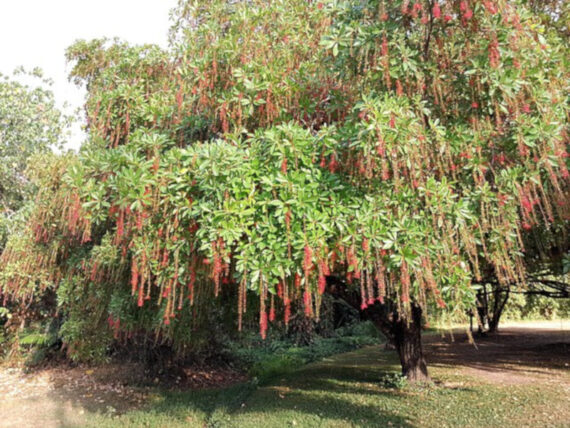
[1,0,568,382]
[0,68,70,250]
[474,224,570,334]
[525,0,569,39]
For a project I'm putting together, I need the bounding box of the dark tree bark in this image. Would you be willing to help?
[327,276,430,382]
[391,303,430,382]
[488,287,509,333]
[476,287,489,334]
[475,283,511,334]
[367,303,430,382]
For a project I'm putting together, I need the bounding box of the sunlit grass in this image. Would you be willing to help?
[80,346,569,428]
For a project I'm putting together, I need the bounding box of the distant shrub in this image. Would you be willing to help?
[249,354,305,381]
[501,294,527,321]
[502,294,570,321]
[336,320,381,338]
[230,320,382,383]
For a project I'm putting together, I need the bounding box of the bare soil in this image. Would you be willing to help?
[0,361,246,428]
[425,320,570,386]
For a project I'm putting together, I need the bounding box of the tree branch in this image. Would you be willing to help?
[423,0,435,61]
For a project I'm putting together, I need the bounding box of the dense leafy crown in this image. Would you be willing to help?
[1,0,568,351]
[0,69,69,248]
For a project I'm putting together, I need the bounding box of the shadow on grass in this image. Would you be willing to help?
[41,326,569,426]
[89,378,415,427]
[231,387,414,427]
[46,346,416,427]
[147,349,414,426]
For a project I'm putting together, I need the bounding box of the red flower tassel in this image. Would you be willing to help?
[433,2,441,18]
[260,310,268,339]
[318,274,326,295]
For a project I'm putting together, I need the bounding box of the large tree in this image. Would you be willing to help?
[1,0,568,381]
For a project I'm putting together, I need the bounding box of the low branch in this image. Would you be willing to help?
[472,277,569,299]
[423,1,435,61]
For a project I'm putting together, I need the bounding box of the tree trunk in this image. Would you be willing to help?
[325,277,430,382]
[488,288,509,333]
[392,304,430,382]
[476,287,489,335]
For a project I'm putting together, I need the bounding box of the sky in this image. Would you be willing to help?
[0,0,179,149]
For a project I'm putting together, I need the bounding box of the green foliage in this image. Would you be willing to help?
[0,69,70,250]
[248,354,304,382]
[336,318,382,337]
[379,372,409,389]
[525,0,569,39]
[58,316,112,363]
[230,320,382,383]
[502,294,570,320]
[2,318,62,366]
[18,332,53,347]
[0,307,10,319]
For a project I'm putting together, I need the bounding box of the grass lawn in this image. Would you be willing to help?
[80,344,570,428]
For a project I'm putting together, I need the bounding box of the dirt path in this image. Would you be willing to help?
[425,320,570,386]
[0,320,568,427]
[0,365,147,428]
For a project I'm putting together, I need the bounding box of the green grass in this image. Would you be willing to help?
[78,346,569,428]
[232,329,382,383]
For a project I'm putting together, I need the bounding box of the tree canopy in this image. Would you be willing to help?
[0,69,70,249]
[1,0,568,374]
